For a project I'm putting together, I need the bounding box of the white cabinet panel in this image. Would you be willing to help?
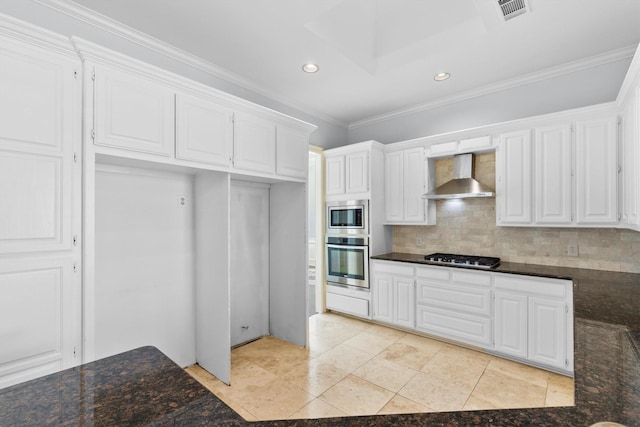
[0,151,71,253]
[326,156,346,195]
[534,125,573,225]
[416,280,491,316]
[94,66,175,156]
[175,93,233,166]
[394,277,415,329]
[326,292,369,318]
[416,305,492,347]
[497,130,533,224]
[346,151,369,194]
[575,117,618,224]
[528,297,566,369]
[233,112,276,174]
[276,125,308,179]
[621,90,639,228]
[0,257,77,388]
[372,276,393,324]
[0,44,75,255]
[384,148,427,224]
[403,148,426,222]
[494,291,528,359]
[384,151,404,222]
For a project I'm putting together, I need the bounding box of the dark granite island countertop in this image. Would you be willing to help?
[1,255,639,426]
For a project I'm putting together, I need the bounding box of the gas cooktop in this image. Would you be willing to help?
[424,253,501,269]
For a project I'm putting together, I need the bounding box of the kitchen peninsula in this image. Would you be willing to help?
[0,262,638,426]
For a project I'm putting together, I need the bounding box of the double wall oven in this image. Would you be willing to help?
[326,200,369,289]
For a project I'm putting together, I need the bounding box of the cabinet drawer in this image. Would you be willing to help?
[416,305,492,347]
[372,261,414,276]
[495,274,569,298]
[451,270,492,287]
[416,266,450,281]
[326,292,369,318]
[416,280,492,316]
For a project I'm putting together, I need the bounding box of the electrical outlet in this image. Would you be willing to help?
[567,244,579,257]
[416,237,425,247]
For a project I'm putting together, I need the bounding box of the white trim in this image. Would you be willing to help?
[33,0,346,128]
[0,12,77,57]
[349,45,637,130]
[616,44,640,106]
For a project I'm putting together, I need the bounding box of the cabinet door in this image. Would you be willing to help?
[175,93,233,166]
[94,65,175,156]
[403,148,426,222]
[575,117,618,224]
[372,275,393,323]
[276,125,308,179]
[384,151,404,222]
[326,156,346,195]
[528,297,566,369]
[0,45,75,254]
[494,291,528,359]
[346,151,369,194]
[534,125,573,225]
[394,277,415,329]
[233,112,276,174]
[497,130,533,225]
[621,92,639,227]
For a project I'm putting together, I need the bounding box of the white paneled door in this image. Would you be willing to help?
[0,34,81,388]
[230,182,270,347]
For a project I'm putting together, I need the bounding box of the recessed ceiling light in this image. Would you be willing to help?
[434,72,451,81]
[302,63,319,73]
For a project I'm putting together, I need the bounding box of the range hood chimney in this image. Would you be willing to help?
[422,153,494,200]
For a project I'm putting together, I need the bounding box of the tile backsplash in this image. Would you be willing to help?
[392,153,640,273]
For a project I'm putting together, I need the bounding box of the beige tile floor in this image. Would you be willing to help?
[185,312,574,421]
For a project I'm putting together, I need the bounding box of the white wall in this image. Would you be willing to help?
[95,165,196,366]
[348,58,633,145]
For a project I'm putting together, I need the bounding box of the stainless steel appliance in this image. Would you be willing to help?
[326,235,369,288]
[424,253,501,269]
[326,200,368,235]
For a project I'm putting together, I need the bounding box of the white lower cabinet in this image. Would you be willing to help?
[415,266,493,348]
[372,261,415,329]
[370,260,574,374]
[494,274,573,372]
[326,284,371,319]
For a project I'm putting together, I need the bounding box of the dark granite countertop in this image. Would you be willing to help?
[1,255,639,426]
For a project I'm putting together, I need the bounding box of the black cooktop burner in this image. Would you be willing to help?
[424,253,501,269]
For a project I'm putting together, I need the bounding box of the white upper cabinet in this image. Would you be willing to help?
[175,93,233,167]
[345,151,369,194]
[233,112,276,174]
[496,130,533,225]
[621,88,640,229]
[534,125,573,225]
[575,117,618,225]
[325,146,372,199]
[93,65,175,156]
[276,125,308,179]
[497,116,619,228]
[326,156,346,195]
[384,147,430,224]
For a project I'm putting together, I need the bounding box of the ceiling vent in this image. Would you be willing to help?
[498,0,528,21]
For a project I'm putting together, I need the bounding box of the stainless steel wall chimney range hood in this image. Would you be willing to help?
[422,153,494,200]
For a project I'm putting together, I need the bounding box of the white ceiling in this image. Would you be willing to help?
[47,0,640,126]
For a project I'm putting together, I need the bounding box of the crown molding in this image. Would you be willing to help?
[0,11,78,57]
[33,0,346,128]
[349,45,638,130]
